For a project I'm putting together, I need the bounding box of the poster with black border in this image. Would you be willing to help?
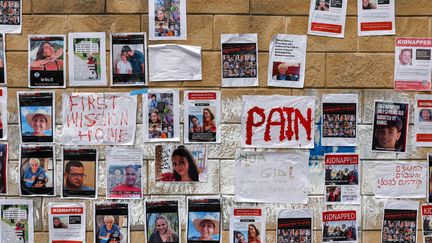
[358,0,395,36]
[48,202,86,243]
[229,208,266,243]
[322,210,358,243]
[0,33,7,85]
[381,200,418,243]
[62,147,98,199]
[110,32,148,86]
[94,202,130,243]
[19,145,55,197]
[0,0,22,34]
[0,199,34,242]
[422,204,432,243]
[145,199,181,243]
[0,143,7,195]
[0,87,7,140]
[414,95,432,147]
[429,154,432,203]
[28,34,66,88]
[17,91,55,143]
[148,0,187,41]
[308,0,348,38]
[277,209,313,243]
[187,196,221,243]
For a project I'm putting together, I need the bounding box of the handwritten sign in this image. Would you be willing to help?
[61,93,137,145]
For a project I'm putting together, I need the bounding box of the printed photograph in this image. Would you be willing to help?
[0,144,6,194]
[325,164,359,185]
[73,37,102,81]
[20,156,54,196]
[95,213,128,243]
[1,204,29,242]
[63,160,96,198]
[322,103,357,138]
[325,186,341,202]
[222,46,257,79]
[399,48,412,66]
[153,0,182,38]
[53,216,69,229]
[233,223,262,243]
[0,0,20,25]
[277,221,312,243]
[362,0,377,9]
[423,214,432,238]
[429,154,432,203]
[382,219,416,242]
[420,109,432,122]
[107,164,142,199]
[271,62,300,81]
[187,212,221,242]
[188,107,217,142]
[0,34,5,84]
[323,221,357,242]
[147,92,175,139]
[315,0,330,11]
[146,213,180,242]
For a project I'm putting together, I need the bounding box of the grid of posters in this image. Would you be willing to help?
[110,33,147,86]
[68,32,107,86]
[221,34,258,87]
[148,0,187,40]
[322,93,358,146]
[143,89,180,142]
[229,208,266,243]
[277,209,313,243]
[422,204,432,243]
[241,95,315,148]
[17,91,54,143]
[94,203,129,243]
[268,34,307,88]
[148,44,202,81]
[48,203,86,243]
[62,148,97,199]
[235,150,309,204]
[382,200,418,243]
[61,92,137,145]
[372,100,409,153]
[145,200,180,243]
[308,0,348,38]
[414,95,432,146]
[187,197,221,243]
[0,143,6,195]
[155,145,207,182]
[394,38,432,91]
[324,153,360,205]
[184,90,221,144]
[0,33,6,85]
[0,199,33,243]
[106,147,143,199]
[322,210,358,243]
[0,87,7,140]
[28,35,66,88]
[358,0,395,36]
[0,0,21,34]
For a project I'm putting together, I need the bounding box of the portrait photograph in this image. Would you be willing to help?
[107,164,142,199]
[20,150,54,196]
[95,203,129,243]
[187,211,221,242]
[271,62,300,81]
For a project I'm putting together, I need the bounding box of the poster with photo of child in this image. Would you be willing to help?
[149,0,187,40]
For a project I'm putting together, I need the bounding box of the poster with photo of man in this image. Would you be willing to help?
[0,0,22,34]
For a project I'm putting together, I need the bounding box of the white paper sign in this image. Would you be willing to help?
[48,203,86,243]
[148,0,187,40]
[382,200,419,243]
[308,0,348,38]
[0,199,34,243]
[229,208,266,243]
[414,95,432,147]
[235,150,309,204]
[358,0,395,36]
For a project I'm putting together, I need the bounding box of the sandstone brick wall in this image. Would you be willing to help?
[3,0,431,242]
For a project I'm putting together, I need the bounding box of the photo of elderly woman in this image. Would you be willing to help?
[271,62,300,81]
[146,200,180,243]
[187,198,221,243]
[95,203,129,243]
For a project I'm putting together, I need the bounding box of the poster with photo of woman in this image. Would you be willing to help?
[145,200,180,243]
[94,203,130,243]
[0,143,7,195]
[187,197,221,243]
[148,0,187,40]
[0,0,22,34]
[0,33,7,85]
[229,208,266,243]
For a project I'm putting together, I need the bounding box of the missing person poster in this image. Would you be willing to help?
[322,94,358,146]
[429,154,432,203]
[0,87,7,140]
[394,38,432,91]
[0,33,7,85]
[0,199,33,243]
[94,203,130,243]
[61,92,137,145]
[241,95,315,148]
[187,197,221,243]
[268,34,307,88]
[110,32,147,86]
[20,145,55,196]
[375,161,426,198]
[358,0,395,36]
[68,32,107,86]
[229,208,266,243]
[372,101,409,153]
[28,35,66,88]
[143,89,180,142]
[148,44,202,81]
[149,0,187,40]
[221,34,258,87]
[18,91,54,143]
[414,95,432,147]
[324,153,360,205]
[106,146,143,199]
[0,0,21,34]
[0,143,7,195]
[277,209,313,243]
[382,200,418,243]
[322,210,358,243]
[145,200,180,243]
[235,150,309,204]
[308,0,348,38]
[48,203,86,243]
[155,145,207,182]
[184,90,221,144]
[422,204,432,243]
[62,147,98,199]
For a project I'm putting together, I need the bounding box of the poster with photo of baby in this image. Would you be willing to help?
[0,87,7,140]
[143,89,180,142]
[414,94,432,147]
[0,0,22,34]
[358,0,395,36]
[17,91,54,143]
[187,197,221,243]
[0,34,7,85]
[111,33,147,86]
[0,199,33,243]
[277,209,313,243]
[148,0,187,40]
[145,200,180,243]
[229,208,266,243]
[94,202,130,243]
[381,200,418,243]
[0,143,7,195]
[19,145,55,196]
[28,35,66,88]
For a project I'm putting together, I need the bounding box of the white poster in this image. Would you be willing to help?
[321,93,358,146]
[241,95,315,148]
[68,32,107,86]
[422,204,432,243]
[0,199,34,243]
[0,88,7,140]
[235,150,309,204]
[148,0,187,40]
[268,34,307,88]
[322,210,358,243]
[375,161,427,198]
[382,200,418,243]
[48,203,86,243]
[414,95,432,147]
[184,90,221,144]
[0,34,7,85]
[358,0,395,36]
[61,93,137,145]
[229,208,266,243]
[277,209,313,243]
[148,44,202,81]
[308,0,348,38]
[221,34,258,87]
[0,0,22,34]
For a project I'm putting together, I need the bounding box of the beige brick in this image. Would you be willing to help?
[326,53,394,88]
[6,52,27,87]
[305,53,325,88]
[107,0,147,13]
[33,0,105,14]
[34,232,49,243]
[23,0,32,14]
[68,15,141,34]
[188,0,249,14]
[347,0,357,16]
[213,15,251,50]
[183,51,220,87]
[258,52,268,87]
[396,0,432,15]
[251,0,309,15]
[251,16,286,51]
